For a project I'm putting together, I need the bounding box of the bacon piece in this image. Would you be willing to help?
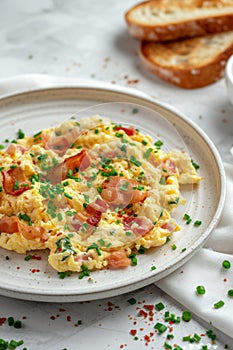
[63,149,91,173]
[46,149,91,184]
[114,126,136,136]
[161,221,176,232]
[0,216,47,241]
[1,167,30,196]
[107,250,131,269]
[43,127,81,156]
[85,205,102,226]
[101,176,148,209]
[6,144,28,155]
[123,216,153,236]
[160,159,177,176]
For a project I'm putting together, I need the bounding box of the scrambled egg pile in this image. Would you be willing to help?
[0,116,201,273]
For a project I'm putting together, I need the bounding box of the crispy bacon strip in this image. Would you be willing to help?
[46,149,91,184]
[0,216,47,241]
[107,250,131,269]
[114,126,136,136]
[123,216,153,236]
[6,144,28,155]
[1,167,30,196]
[101,176,148,209]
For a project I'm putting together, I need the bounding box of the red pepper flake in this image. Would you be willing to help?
[138,310,148,318]
[50,316,56,320]
[127,79,139,85]
[59,308,66,312]
[130,329,137,336]
[67,315,71,322]
[0,318,6,326]
[169,327,173,332]
[224,278,227,282]
[144,335,150,343]
[17,266,20,270]
[143,304,154,311]
[30,269,40,273]
[31,255,42,260]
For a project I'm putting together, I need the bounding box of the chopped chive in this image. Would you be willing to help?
[24,255,32,261]
[33,131,42,138]
[191,159,200,170]
[128,297,137,305]
[194,220,202,226]
[17,129,25,139]
[130,155,142,167]
[154,322,167,333]
[97,187,102,194]
[87,243,101,256]
[79,264,90,279]
[154,140,163,148]
[64,193,73,199]
[222,260,231,269]
[151,265,156,271]
[168,197,179,205]
[166,334,174,340]
[58,271,72,279]
[206,329,216,341]
[138,246,146,254]
[196,285,206,295]
[0,144,4,150]
[227,289,233,297]
[141,140,148,146]
[57,213,63,221]
[171,244,177,250]
[155,302,165,311]
[182,310,192,322]
[143,148,152,159]
[13,320,22,329]
[213,300,224,309]
[115,132,123,138]
[7,317,15,326]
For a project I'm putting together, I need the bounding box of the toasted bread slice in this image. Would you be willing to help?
[125,0,233,42]
[139,31,233,89]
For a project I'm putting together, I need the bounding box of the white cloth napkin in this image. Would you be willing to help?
[0,74,232,338]
[157,163,233,338]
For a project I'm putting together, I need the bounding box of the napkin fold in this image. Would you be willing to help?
[157,163,233,338]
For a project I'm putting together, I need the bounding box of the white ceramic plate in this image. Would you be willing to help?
[0,82,226,302]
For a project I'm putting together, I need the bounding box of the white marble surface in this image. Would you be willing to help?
[0,1,233,349]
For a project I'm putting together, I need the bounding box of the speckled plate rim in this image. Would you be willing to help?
[0,75,226,302]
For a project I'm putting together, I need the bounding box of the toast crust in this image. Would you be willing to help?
[125,0,233,41]
[140,35,233,89]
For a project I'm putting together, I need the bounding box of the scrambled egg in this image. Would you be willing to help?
[0,115,201,273]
